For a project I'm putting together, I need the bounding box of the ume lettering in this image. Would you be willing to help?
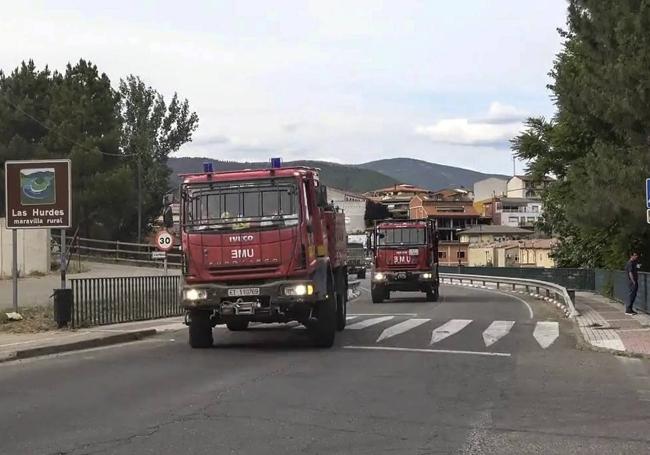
[231,249,255,259]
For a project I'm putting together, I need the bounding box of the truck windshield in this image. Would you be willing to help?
[378,228,425,245]
[183,179,299,231]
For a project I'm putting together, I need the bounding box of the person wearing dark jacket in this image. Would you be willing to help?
[624,252,640,315]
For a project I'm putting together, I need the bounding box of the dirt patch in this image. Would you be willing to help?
[0,306,60,333]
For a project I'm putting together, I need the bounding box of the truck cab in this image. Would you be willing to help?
[169,161,348,348]
[369,219,439,303]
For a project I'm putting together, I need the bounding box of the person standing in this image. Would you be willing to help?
[624,252,640,315]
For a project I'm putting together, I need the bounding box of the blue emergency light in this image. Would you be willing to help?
[270,157,282,169]
[203,161,213,173]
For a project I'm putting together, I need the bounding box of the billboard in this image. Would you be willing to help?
[4,159,72,229]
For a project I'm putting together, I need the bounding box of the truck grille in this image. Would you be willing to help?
[208,264,279,277]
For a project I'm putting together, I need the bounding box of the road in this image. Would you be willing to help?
[1,281,650,454]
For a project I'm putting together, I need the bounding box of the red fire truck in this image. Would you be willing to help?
[368,219,439,303]
[165,160,348,348]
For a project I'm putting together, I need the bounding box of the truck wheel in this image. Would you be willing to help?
[226,318,250,331]
[371,285,384,304]
[426,287,439,302]
[188,310,213,348]
[311,291,337,348]
[357,269,366,279]
[336,291,346,331]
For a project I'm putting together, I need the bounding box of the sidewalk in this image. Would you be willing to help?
[575,292,650,356]
[0,317,185,363]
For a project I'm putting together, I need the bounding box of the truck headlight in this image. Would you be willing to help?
[284,284,314,296]
[374,272,385,281]
[183,288,208,301]
[422,273,432,279]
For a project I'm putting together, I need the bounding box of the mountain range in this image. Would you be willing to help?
[167,157,508,193]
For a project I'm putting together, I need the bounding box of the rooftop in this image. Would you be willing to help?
[366,183,432,194]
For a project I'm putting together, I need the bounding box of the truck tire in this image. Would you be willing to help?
[371,285,384,304]
[426,287,439,302]
[357,269,366,279]
[188,310,213,348]
[311,290,337,348]
[336,291,346,331]
[226,318,250,331]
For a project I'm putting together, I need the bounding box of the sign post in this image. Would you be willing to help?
[155,230,174,275]
[4,160,72,312]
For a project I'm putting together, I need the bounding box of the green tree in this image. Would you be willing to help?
[119,75,199,241]
[512,0,650,268]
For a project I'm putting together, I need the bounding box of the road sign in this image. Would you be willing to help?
[647,209,650,224]
[4,159,72,229]
[151,251,167,260]
[155,230,174,252]
[646,178,650,209]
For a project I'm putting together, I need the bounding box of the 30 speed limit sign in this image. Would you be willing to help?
[155,230,174,252]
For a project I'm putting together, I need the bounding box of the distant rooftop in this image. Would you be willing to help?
[366,183,432,194]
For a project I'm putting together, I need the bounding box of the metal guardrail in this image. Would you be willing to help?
[70,276,183,328]
[440,272,579,318]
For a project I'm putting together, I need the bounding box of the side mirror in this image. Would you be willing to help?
[316,185,328,208]
[163,206,174,229]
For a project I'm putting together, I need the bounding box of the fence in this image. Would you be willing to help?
[439,266,595,291]
[70,276,183,328]
[52,234,182,268]
[595,269,650,313]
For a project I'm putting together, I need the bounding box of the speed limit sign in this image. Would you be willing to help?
[155,230,174,252]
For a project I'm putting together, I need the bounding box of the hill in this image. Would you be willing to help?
[359,158,508,191]
[167,158,400,193]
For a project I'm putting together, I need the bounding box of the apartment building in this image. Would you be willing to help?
[482,198,543,228]
[409,196,482,241]
[364,184,433,219]
[327,187,367,234]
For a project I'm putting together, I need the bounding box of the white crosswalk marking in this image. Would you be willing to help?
[347,316,395,330]
[430,319,472,344]
[482,321,515,347]
[376,319,430,342]
[533,321,559,348]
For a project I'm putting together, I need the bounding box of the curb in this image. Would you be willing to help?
[0,329,158,363]
[570,321,650,360]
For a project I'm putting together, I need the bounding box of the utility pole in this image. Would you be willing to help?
[137,157,142,245]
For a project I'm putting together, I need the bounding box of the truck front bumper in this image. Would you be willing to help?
[371,270,438,292]
[180,279,322,316]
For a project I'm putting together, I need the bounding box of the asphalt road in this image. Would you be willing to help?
[1,280,650,454]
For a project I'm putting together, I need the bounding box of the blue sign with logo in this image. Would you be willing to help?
[647,178,650,209]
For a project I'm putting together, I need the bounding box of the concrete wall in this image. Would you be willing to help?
[0,218,51,278]
[468,247,495,266]
[473,177,508,202]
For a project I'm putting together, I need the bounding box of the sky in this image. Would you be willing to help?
[0,0,568,174]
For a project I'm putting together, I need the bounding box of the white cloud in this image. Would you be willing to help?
[414,103,527,146]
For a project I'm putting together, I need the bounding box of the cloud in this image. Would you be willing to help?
[192,134,231,146]
[414,102,527,146]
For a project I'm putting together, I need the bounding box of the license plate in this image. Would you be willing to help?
[227,288,260,297]
[408,249,419,255]
[397,272,407,280]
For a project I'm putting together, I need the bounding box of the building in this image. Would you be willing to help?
[327,187,367,234]
[467,238,558,267]
[438,241,470,267]
[364,184,433,219]
[506,175,553,199]
[409,196,482,241]
[429,187,474,202]
[482,198,543,228]
[473,177,508,203]
[458,225,534,244]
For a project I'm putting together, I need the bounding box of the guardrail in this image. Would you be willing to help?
[440,272,579,318]
[52,234,181,268]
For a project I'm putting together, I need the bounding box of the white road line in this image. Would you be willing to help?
[346,316,394,330]
[430,319,472,344]
[533,321,559,349]
[346,315,359,321]
[451,285,534,319]
[376,318,430,342]
[482,321,515,347]
[349,313,418,316]
[343,345,511,357]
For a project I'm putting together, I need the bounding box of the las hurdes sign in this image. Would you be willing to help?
[4,159,72,229]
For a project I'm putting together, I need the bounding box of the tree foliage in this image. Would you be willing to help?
[512,0,650,268]
[0,59,198,241]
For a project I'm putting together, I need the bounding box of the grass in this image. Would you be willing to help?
[0,305,59,333]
